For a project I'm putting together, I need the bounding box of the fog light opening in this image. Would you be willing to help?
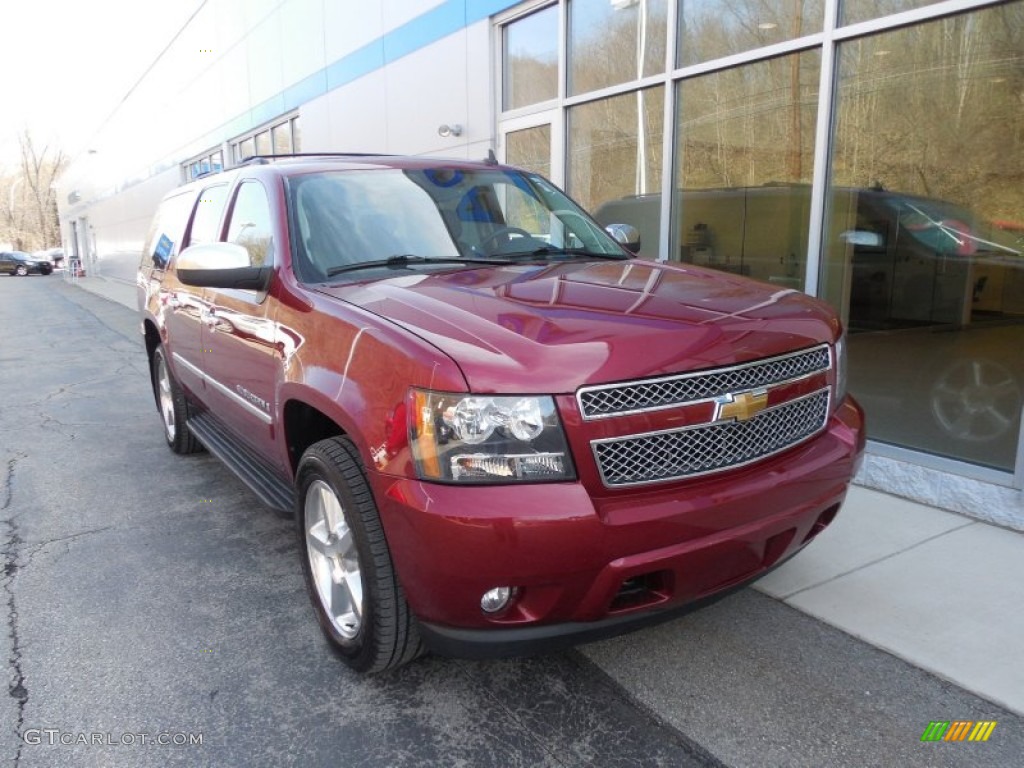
[804,503,841,543]
[480,586,515,614]
[609,571,670,613]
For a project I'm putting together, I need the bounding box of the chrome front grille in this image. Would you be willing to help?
[577,345,831,419]
[592,389,830,487]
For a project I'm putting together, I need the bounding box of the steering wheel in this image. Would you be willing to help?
[480,226,533,254]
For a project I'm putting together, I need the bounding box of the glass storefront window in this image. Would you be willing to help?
[678,0,823,68]
[569,0,668,96]
[822,4,1024,471]
[506,125,552,178]
[842,0,945,26]
[671,51,820,287]
[273,123,293,155]
[255,130,272,156]
[503,5,559,110]
[569,86,664,260]
[238,137,255,161]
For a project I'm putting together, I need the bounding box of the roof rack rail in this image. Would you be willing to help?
[235,152,396,167]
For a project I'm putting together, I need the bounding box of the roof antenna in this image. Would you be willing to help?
[485,148,498,166]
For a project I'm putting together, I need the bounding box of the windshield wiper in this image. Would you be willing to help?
[504,246,630,262]
[326,254,507,277]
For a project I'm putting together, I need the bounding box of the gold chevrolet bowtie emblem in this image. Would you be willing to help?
[714,390,769,422]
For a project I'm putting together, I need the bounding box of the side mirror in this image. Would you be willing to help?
[839,230,884,248]
[605,223,641,254]
[176,242,271,290]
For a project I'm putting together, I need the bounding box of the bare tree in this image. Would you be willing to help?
[2,131,66,251]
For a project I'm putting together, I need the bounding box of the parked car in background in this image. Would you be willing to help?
[0,251,53,276]
[139,154,864,674]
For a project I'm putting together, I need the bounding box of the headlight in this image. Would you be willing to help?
[834,331,848,403]
[409,389,575,483]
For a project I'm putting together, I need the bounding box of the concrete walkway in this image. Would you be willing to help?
[756,486,1024,716]
[63,273,137,310]
[73,273,1024,717]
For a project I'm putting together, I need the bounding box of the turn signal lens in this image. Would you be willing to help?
[834,332,848,404]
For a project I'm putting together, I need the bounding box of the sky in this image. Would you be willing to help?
[0,0,204,170]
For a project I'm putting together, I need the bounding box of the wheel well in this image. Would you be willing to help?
[284,400,346,475]
[143,320,161,365]
[142,321,162,403]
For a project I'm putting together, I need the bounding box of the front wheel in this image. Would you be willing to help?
[151,345,202,454]
[296,437,422,673]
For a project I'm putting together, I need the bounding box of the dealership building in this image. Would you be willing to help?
[57,0,1024,527]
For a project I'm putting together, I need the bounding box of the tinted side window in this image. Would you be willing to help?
[185,184,230,247]
[141,191,196,270]
[226,181,275,267]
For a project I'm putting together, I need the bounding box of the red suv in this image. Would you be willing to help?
[138,154,864,673]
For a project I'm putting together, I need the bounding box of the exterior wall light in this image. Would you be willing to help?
[437,123,463,137]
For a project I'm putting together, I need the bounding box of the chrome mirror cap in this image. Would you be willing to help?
[605,223,641,253]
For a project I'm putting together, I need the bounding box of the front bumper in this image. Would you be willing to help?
[373,397,864,658]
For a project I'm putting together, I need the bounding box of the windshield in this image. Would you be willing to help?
[287,167,626,281]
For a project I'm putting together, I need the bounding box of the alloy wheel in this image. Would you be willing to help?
[304,479,363,640]
[156,355,177,442]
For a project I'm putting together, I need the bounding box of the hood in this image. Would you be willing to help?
[317,260,838,393]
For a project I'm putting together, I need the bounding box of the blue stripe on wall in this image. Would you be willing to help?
[203,0,519,154]
[325,39,386,91]
[383,1,466,63]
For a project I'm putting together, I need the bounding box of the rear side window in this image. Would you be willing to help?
[226,181,275,267]
[185,184,230,247]
[141,191,197,270]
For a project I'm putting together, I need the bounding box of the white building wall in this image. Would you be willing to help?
[57,0,515,274]
[301,20,493,159]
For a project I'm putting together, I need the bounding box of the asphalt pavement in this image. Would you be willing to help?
[2,274,1021,767]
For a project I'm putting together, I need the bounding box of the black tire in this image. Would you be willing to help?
[151,345,202,454]
[296,436,423,673]
[15,265,27,276]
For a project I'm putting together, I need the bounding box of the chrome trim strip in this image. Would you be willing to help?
[171,352,273,425]
[576,343,832,420]
[590,387,832,488]
[172,352,205,380]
